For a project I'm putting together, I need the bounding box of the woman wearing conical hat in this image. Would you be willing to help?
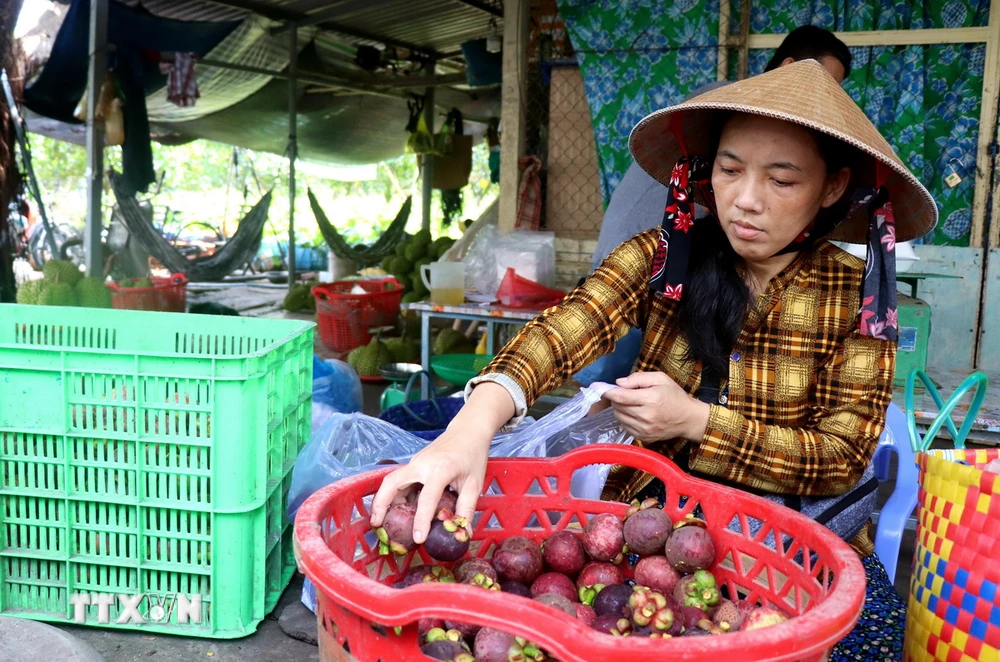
[373,60,931,657]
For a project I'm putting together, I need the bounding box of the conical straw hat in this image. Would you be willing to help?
[628,59,937,243]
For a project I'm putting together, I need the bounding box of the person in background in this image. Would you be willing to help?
[575,25,853,387]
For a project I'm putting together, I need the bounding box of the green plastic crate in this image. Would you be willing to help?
[0,304,314,638]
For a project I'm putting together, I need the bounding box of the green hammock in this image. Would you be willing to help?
[309,189,410,267]
[110,170,272,282]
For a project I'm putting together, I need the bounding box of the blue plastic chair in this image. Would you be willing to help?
[872,402,917,584]
[873,369,989,584]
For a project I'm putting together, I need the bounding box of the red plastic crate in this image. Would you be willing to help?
[312,278,404,352]
[107,273,187,312]
[294,445,865,662]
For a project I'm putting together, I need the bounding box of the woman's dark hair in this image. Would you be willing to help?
[765,26,852,78]
[677,115,857,378]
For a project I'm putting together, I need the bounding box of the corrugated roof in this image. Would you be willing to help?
[119,0,503,56]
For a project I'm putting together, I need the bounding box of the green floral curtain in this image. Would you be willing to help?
[558,0,990,246]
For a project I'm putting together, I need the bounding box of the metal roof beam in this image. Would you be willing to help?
[201,0,441,58]
[271,0,396,34]
[454,0,502,17]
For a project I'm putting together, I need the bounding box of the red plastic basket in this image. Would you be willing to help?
[107,273,188,312]
[294,445,865,662]
[312,278,404,352]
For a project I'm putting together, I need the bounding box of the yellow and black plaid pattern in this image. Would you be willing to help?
[481,231,895,552]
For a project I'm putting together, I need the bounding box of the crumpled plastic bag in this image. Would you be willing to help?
[293,382,633,611]
[311,357,363,430]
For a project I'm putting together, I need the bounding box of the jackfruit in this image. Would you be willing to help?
[283,283,314,312]
[393,256,414,275]
[384,336,419,364]
[434,328,473,355]
[347,346,363,369]
[16,280,45,305]
[354,336,393,377]
[42,259,83,287]
[75,277,112,308]
[404,243,427,262]
[411,277,429,298]
[38,282,78,307]
[413,256,434,273]
[393,273,413,292]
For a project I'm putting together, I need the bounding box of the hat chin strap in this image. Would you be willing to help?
[651,156,899,343]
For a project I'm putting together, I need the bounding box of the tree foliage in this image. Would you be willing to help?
[23,132,498,252]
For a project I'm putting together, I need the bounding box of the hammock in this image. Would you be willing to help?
[309,188,410,266]
[109,170,272,282]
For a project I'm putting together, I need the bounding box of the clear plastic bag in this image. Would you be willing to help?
[462,223,500,295]
[493,230,556,289]
[487,384,633,501]
[288,412,429,521]
[311,357,363,430]
[295,382,630,611]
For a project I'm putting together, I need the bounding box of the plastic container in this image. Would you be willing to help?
[294,445,866,662]
[312,278,404,352]
[107,273,188,312]
[379,397,465,440]
[420,261,465,305]
[0,304,314,638]
[430,353,495,386]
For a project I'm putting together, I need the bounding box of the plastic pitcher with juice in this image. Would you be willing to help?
[420,262,466,305]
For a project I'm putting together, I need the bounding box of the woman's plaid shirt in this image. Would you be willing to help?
[479,229,895,555]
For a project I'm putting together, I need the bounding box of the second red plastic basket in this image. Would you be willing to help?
[312,278,404,352]
[295,445,866,662]
[107,273,188,312]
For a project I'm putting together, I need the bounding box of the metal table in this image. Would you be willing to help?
[402,301,542,399]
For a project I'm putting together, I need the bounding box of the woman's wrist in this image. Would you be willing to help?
[447,382,516,446]
[683,400,712,442]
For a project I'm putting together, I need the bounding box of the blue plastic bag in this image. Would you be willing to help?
[312,356,363,430]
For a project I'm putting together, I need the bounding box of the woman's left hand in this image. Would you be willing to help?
[602,372,711,443]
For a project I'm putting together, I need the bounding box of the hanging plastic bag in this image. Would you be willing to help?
[104,98,125,146]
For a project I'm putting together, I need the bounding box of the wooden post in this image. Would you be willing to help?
[717,0,731,82]
[498,0,529,232]
[287,26,298,288]
[982,0,1000,249]
[421,61,436,233]
[737,0,751,79]
[85,0,108,278]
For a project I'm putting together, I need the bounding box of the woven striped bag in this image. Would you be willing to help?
[904,449,1000,662]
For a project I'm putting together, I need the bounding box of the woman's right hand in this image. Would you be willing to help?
[369,381,516,544]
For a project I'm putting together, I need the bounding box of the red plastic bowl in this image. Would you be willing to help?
[294,445,865,662]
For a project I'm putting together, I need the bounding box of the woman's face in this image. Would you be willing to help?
[711,115,851,265]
